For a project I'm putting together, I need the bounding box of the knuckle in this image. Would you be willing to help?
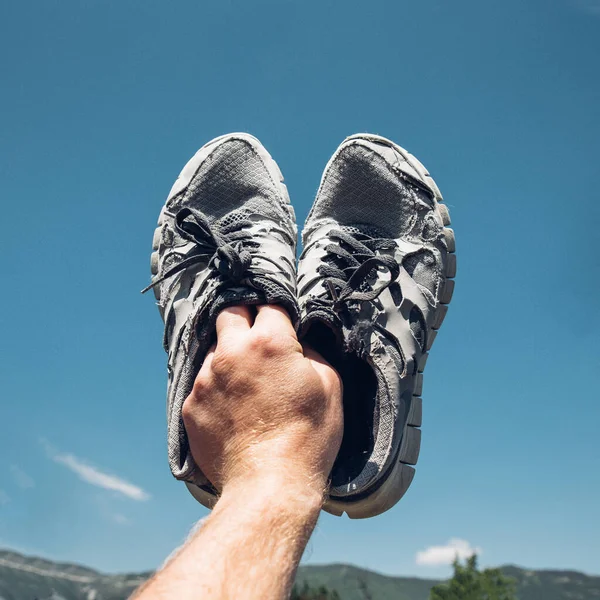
[326,369,343,398]
[182,391,212,430]
[249,331,292,356]
[181,395,197,425]
[191,372,210,397]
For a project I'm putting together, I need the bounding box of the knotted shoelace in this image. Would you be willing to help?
[307,229,400,314]
[141,207,266,294]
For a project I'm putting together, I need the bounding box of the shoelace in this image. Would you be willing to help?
[307,229,400,313]
[141,207,261,294]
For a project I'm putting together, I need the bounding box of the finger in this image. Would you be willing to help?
[253,304,297,338]
[198,344,216,378]
[215,306,253,341]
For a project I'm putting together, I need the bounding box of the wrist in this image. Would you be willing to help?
[219,470,325,520]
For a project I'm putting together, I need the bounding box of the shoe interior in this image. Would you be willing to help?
[303,321,378,489]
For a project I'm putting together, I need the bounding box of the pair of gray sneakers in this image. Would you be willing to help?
[143,133,456,519]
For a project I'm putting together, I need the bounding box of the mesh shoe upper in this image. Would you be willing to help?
[298,135,455,510]
[145,134,298,501]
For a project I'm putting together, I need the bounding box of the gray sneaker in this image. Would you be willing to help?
[143,133,298,508]
[298,134,456,518]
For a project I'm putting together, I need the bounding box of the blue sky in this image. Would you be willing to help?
[1,0,599,579]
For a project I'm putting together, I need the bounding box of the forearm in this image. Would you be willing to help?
[133,475,323,600]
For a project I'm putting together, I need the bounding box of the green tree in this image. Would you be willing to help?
[290,581,341,600]
[429,555,516,600]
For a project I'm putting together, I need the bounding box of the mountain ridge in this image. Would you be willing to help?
[1,548,599,600]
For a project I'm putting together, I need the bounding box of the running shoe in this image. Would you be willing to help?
[298,134,456,518]
[143,133,298,508]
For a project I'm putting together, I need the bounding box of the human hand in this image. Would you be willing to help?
[182,305,343,502]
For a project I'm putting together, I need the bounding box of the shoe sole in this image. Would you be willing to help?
[322,133,456,519]
[148,133,295,510]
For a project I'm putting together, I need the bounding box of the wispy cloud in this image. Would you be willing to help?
[0,489,10,505]
[415,538,482,566]
[42,441,150,502]
[10,465,35,490]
